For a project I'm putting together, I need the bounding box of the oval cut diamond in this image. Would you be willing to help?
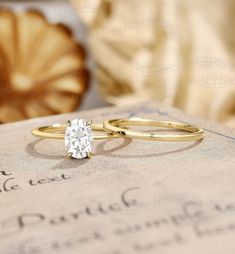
[65,119,93,159]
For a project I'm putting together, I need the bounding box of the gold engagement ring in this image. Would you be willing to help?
[32,119,119,159]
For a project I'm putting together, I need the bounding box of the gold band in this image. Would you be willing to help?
[103,118,204,141]
[32,118,204,142]
[32,118,204,160]
[32,123,118,140]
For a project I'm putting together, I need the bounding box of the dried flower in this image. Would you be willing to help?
[0,9,89,123]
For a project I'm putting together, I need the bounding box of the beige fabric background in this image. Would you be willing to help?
[72,0,235,128]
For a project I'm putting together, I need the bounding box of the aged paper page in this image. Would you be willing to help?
[0,103,235,254]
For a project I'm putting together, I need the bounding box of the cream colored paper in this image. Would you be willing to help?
[0,103,235,254]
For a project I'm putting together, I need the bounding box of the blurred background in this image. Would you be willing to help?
[0,0,234,127]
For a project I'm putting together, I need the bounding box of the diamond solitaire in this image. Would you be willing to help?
[65,119,93,159]
[32,119,118,159]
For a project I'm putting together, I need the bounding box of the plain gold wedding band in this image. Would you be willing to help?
[103,117,204,142]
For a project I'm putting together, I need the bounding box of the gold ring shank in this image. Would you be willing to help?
[103,118,204,141]
[32,123,118,140]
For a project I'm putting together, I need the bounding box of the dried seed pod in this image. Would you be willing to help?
[0,9,89,123]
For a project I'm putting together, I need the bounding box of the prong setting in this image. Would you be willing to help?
[67,152,73,158]
[65,120,71,127]
[86,153,92,159]
[86,120,92,126]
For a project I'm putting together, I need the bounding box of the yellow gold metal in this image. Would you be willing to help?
[32,123,119,140]
[32,118,204,143]
[65,120,71,127]
[87,120,92,126]
[67,152,73,158]
[103,118,204,142]
[86,153,92,159]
